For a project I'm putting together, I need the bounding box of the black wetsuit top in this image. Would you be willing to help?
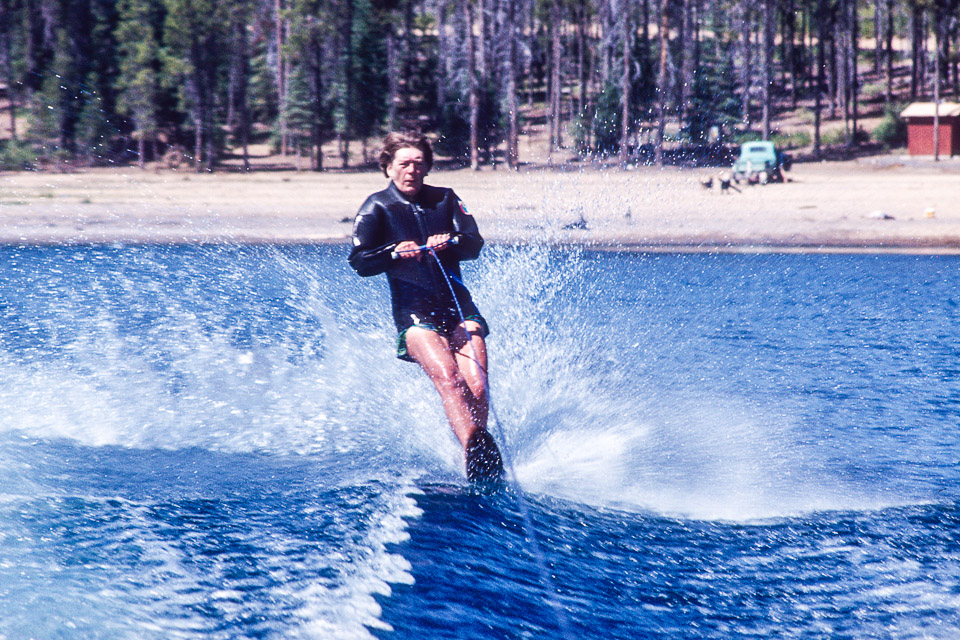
[348,182,484,338]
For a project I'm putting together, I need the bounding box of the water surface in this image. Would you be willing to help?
[1,245,959,638]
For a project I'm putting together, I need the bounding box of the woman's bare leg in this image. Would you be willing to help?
[448,320,502,481]
[405,322,503,482]
[404,326,479,447]
[449,320,488,429]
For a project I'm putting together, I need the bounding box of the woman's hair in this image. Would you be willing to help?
[379,131,433,177]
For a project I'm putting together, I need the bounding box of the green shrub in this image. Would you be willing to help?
[771,130,812,149]
[820,125,870,147]
[591,83,622,155]
[792,108,816,125]
[873,104,908,148]
[732,129,763,144]
[859,80,886,102]
[820,127,848,146]
[731,129,811,150]
[0,140,38,171]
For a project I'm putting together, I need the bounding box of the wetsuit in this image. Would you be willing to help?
[348,181,488,361]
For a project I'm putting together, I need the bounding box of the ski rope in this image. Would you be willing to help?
[396,242,574,638]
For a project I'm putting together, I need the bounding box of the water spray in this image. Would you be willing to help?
[393,240,575,639]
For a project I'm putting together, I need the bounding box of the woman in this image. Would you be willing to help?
[348,131,503,483]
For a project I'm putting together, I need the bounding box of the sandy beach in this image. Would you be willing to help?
[1,156,958,251]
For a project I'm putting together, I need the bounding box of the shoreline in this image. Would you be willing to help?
[1,156,958,253]
[3,233,960,255]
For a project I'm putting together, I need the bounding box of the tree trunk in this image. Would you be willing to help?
[577,2,587,117]
[910,3,920,99]
[476,0,486,81]
[936,9,950,97]
[828,35,837,118]
[761,0,772,140]
[24,1,42,93]
[476,0,490,164]
[275,0,287,156]
[386,18,399,131]
[620,0,632,166]
[600,0,611,86]
[642,0,650,48]
[203,56,217,170]
[680,0,695,136]
[933,14,940,161]
[230,7,251,171]
[549,0,562,157]
[6,86,14,141]
[585,4,599,150]
[341,0,354,168]
[814,0,825,157]
[0,0,16,141]
[466,0,480,169]
[311,31,325,172]
[506,0,519,168]
[837,17,847,130]
[885,0,894,103]
[194,105,203,171]
[527,0,536,107]
[954,23,960,99]
[873,0,881,73]
[919,10,928,97]
[805,5,813,93]
[786,0,798,106]
[740,1,752,127]
[436,1,449,118]
[953,22,960,98]
[849,0,858,147]
[404,0,414,80]
[655,0,669,165]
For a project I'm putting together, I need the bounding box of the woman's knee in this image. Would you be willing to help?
[462,374,487,401]
[429,364,468,395]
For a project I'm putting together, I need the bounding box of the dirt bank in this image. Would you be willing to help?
[1,156,958,251]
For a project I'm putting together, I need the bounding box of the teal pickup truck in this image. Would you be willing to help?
[731,141,792,183]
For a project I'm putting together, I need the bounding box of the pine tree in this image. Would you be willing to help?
[280,63,314,168]
[0,0,25,141]
[162,0,231,170]
[285,0,338,169]
[116,0,162,168]
[226,0,256,169]
[686,36,739,143]
[75,72,116,166]
[436,0,472,163]
[593,81,622,154]
[352,0,389,160]
[32,29,76,167]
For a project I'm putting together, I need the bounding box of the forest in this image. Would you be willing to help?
[0,0,958,172]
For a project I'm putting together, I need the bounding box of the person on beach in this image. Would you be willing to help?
[348,131,504,483]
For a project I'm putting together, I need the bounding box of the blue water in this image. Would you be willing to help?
[2,244,960,638]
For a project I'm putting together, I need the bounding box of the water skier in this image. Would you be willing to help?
[348,131,504,483]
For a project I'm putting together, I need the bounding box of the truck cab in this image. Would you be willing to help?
[732,141,791,183]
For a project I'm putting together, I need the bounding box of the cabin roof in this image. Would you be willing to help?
[900,102,960,118]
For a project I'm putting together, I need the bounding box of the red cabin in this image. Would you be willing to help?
[900,102,960,157]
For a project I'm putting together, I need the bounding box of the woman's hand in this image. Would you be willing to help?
[395,235,451,260]
[394,240,423,259]
[425,233,452,251]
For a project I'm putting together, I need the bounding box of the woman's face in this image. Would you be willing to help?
[387,147,427,198]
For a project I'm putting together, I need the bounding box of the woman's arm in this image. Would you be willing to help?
[347,198,395,276]
[446,191,484,261]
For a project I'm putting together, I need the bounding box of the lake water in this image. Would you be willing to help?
[1,244,959,638]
